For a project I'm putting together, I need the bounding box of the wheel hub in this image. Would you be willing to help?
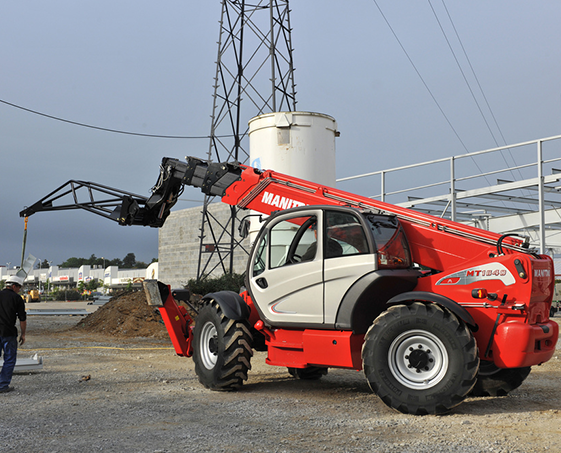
[200,321,219,370]
[388,330,449,389]
[208,336,218,355]
[406,346,432,372]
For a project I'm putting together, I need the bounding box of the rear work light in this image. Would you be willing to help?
[471,288,498,301]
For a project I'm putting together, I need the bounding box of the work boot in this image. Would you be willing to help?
[0,386,14,393]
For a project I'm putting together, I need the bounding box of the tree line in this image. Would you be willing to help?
[36,253,157,269]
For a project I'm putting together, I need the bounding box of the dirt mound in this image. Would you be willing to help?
[74,291,169,339]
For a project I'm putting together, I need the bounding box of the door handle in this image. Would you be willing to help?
[256,277,268,289]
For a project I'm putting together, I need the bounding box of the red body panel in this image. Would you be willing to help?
[255,321,364,370]
[157,287,193,357]
[492,320,558,368]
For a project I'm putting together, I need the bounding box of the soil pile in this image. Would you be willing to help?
[74,290,169,339]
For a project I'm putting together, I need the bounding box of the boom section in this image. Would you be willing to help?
[180,156,533,271]
[20,158,190,227]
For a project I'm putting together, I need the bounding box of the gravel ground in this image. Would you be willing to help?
[2,308,560,453]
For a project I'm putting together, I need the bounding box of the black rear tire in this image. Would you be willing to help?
[362,302,479,415]
[192,300,253,390]
[470,362,531,397]
[288,366,328,380]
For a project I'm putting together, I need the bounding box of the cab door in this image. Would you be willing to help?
[248,209,324,325]
[322,209,375,323]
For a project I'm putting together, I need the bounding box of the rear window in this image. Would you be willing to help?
[365,214,411,269]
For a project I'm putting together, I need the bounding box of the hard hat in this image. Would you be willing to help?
[5,275,24,287]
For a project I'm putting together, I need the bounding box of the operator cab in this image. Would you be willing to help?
[247,205,412,328]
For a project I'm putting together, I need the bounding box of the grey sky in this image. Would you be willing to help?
[2,1,561,270]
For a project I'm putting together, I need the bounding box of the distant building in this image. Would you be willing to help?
[0,262,158,291]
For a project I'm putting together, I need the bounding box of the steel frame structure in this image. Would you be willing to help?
[20,180,149,224]
[337,134,561,255]
[197,0,297,278]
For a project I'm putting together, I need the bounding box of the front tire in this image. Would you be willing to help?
[362,302,479,415]
[470,362,531,397]
[192,300,253,390]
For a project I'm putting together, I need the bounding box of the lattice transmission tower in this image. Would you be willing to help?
[196,0,297,278]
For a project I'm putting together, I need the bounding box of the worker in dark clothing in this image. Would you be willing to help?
[0,275,27,393]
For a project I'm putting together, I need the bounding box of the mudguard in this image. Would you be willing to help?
[202,291,250,320]
[335,269,421,334]
[387,291,478,331]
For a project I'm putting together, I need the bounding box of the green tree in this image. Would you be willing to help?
[77,281,86,294]
[187,273,246,295]
[60,257,86,267]
[59,254,152,268]
[86,279,99,291]
[108,258,123,267]
[123,253,136,268]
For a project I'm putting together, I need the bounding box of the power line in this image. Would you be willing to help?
[371,0,470,153]
[0,98,233,139]
[439,1,521,169]
[370,1,534,216]
[440,1,508,148]
[428,0,500,147]
[436,1,528,186]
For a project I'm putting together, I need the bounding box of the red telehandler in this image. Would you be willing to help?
[21,156,559,414]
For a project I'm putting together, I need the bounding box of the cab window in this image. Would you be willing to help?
[270,215,317,268]
[365,214,411,269]
[252,233,267,277]
[325,211,369,258]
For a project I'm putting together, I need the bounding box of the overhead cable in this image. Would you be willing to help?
[437,0,528,186]
[371,0,470,153]
[0,98,232,139]
[428,0,500,147]
[440,0,509,148]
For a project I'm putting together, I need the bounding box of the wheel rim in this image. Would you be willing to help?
[199,321,219,370]
[388,329,449,390]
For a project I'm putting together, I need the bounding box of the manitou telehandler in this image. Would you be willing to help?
[21,156,558,414]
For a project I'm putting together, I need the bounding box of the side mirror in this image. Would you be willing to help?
[238,219,250,238]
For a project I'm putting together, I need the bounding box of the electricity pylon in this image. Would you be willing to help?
[197,0,297,278]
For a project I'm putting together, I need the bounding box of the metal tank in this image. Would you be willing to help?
[248,111,337,186]
[247,111,338,243]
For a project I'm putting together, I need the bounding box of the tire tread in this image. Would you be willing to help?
[362,302,479,415]
[193,301,253,391]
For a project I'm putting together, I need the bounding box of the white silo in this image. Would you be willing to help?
[248,111,338,186]
[247,111,338,243]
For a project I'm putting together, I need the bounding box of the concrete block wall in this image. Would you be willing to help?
[158,203,251,289]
